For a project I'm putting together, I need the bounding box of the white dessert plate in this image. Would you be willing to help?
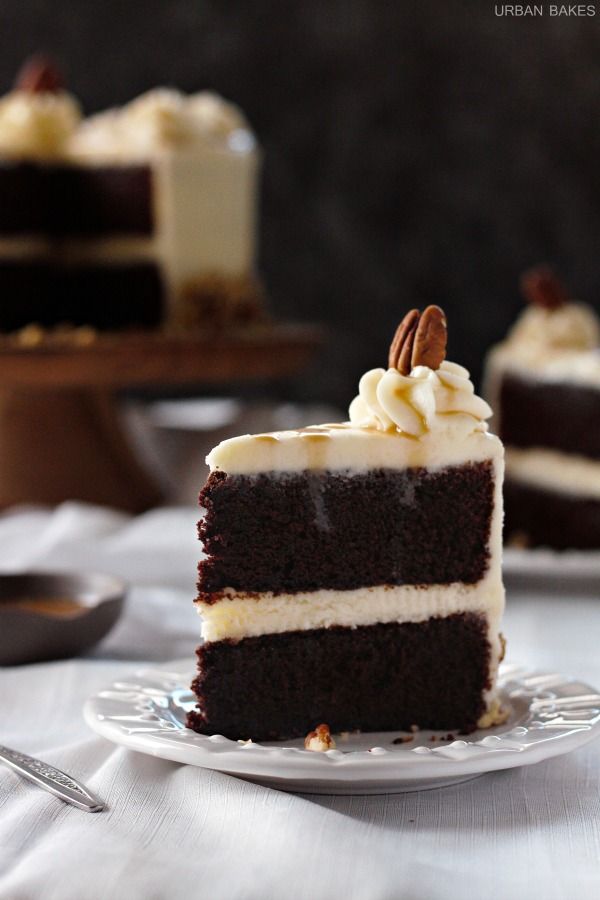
[84,661,600,795]
[504,547,600,587]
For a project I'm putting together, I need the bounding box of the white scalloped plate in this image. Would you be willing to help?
[83,662,600,795]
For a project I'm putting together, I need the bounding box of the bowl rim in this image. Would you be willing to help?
[0,569,127,609]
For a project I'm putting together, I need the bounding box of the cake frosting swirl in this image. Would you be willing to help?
[68,88,254,161]
[0,90,81,159]
[503,302,600,357]
[348,360,491,439]
[486,268,600,386]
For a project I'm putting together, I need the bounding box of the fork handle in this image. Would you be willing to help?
[0,744,104,812]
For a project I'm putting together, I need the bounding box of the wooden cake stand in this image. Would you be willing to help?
[0,324,322,513]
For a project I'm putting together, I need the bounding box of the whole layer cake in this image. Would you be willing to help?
[0,57,261,332]
[485,265,600,550]
[188,307,506,741]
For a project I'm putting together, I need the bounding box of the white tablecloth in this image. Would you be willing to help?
[1,503,600,900]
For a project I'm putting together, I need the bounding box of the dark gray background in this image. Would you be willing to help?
[3,1,599,403]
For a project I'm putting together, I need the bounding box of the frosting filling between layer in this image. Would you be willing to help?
[196,580,504,643]
[506,447,600,499]
[0,236,157,261]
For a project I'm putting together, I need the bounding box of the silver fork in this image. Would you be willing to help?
[0,745,104,812]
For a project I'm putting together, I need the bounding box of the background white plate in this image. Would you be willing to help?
[84,661,600,795]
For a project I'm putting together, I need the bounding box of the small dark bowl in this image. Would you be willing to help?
[0,571,126,665]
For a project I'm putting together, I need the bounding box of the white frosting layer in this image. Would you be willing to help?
[197,581,504,643]
[207,425,502,475]
[486,302,600,388]
[154,146,258,293]
[208,360,500,475]
[0,235,156,262]
[0,90,81,159]
[68,88,254,161]
[506,447,600,499]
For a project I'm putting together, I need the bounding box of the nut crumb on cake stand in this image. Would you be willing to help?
[0,323,322,513]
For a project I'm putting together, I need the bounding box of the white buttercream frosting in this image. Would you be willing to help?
[197,581,504,643]
[505,302,600,355]
[348,360,491,439]
[0,90,81,159]
[206,423,502,475]
[69,88,254,161]
[486,302,600,388]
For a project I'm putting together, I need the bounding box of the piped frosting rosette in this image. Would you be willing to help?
[487,265,600,385]
[349,360,492,439]
[69,87,253,161]
[0,57,81,159]
[506,264,599,354]
[349,305,492,440]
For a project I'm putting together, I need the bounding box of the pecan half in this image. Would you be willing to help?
[412,305,447,370]
[388,309,419,374]
[519,264,569,310]
[15,56,63,94]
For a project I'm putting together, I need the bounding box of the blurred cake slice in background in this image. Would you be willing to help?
[0,56,262,332]
[484,264,600,550]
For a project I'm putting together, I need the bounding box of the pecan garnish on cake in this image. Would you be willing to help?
[15,55,63,94]
[519,264,569,310]
[388,305,447,374]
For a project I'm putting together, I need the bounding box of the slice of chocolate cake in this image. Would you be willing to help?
[187,307,506,741]
[485,265,600,550]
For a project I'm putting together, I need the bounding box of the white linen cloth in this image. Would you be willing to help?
[0,503,599,900]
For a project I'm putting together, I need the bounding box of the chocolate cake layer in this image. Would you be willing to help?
[499,373,600,460]
[505,479,600,550]
[187,613,491,740]
[0,162,153,235]
[0,260,163,330]
[198,462,494,594]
